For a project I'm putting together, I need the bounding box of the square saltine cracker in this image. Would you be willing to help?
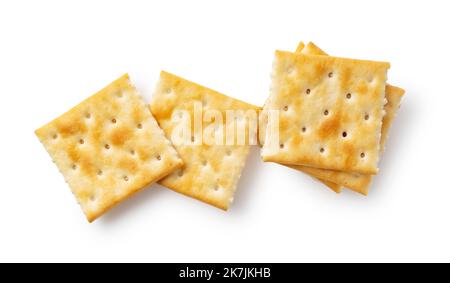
[289,42,404,195]
[150,71,260,210]
[261,51,390,175]
[35,74,183,222]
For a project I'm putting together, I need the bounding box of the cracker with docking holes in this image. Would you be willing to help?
[35,74,183,222]
[261,50,390,174]
[290,85,404,194]
[287,42,404,195]
[259,42,337,194]
[150,71,260,210]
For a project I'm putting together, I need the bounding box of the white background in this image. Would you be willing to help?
[0,0,449,263]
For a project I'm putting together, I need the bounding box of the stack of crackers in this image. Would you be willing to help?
[35,41,404,222]
[260,42,404,195]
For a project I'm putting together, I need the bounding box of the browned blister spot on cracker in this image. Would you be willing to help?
[342,142,357,170]
[279,118,293,133]
[67,141,81,164]
[78,154,97,178]
[313,62,327,79]
[356,80,369,95]
[132,103,145,124]
[118,157,139,174]
[290,135,303,149]
[137,145,153,162]
[110,126,134,146]
[151,99,175,121]
[88,120,103,151]
[338,67,352,91]
[57,119,87,137]
[297,60,325,86]
[318,114,341,139]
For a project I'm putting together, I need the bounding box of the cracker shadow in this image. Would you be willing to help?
[370,92,417,197]
[97,183,167,225]
[285,164,345,198]
[231,146,263,212]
